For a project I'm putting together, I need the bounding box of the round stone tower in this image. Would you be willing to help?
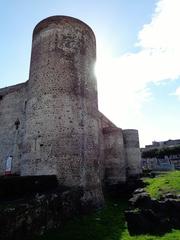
[123,129,142,177]
[103,127,126,185]
[21,16,103,207]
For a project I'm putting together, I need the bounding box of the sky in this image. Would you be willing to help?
[0,0,180,147]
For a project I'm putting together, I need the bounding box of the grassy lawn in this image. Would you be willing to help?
[144,170,180,199]
[35,196,180,240]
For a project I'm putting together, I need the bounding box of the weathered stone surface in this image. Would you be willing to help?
[0,15,142,209]
[123,129,142,177]
[0,83,27,176]
[103,127,126,185]
[0,187,83,240]
[125,208,171,235]
[126,189,180,235]
[129,192,152,209]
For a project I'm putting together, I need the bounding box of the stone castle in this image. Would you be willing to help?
[0,16,141,206]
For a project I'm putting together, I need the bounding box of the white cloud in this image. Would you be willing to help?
[171,86,180,100]
[96,0,180,146]
[138,0,180,50]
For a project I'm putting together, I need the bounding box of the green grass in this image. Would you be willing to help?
[34,196,180,240]
[144,170,180,199]
[34,170,180,240]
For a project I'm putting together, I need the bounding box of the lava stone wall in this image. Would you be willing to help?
[123,129,142,177]
[0,187,83,240]
[0,83,27,175]
[21,16,103,206]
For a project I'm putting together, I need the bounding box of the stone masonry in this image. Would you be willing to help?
[0,16,142,207]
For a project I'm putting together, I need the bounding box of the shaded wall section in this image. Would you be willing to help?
[123,129,142,177]
[0,83,27,175]
[99,112,126,185]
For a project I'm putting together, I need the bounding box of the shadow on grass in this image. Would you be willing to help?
[35,198,128,240]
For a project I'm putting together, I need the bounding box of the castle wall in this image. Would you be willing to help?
[99,112,117,129]
[123,129,142,177]
[0,83,27,175]
[21,16,103,206]
[0,16,142,209]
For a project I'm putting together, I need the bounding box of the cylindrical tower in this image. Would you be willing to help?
[123,129,142,177]
[21,16,103,206]
[103,127,126,185]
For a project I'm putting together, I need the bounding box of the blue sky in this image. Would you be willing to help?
[1,0,180,147]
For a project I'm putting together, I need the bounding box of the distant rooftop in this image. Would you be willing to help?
[144,139,180,149]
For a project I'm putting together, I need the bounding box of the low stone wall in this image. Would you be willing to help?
[0,175,84,240]
[104,177,145,198]
[0,175,58,199]
[0,187,83,240]
[125,189,180,235]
